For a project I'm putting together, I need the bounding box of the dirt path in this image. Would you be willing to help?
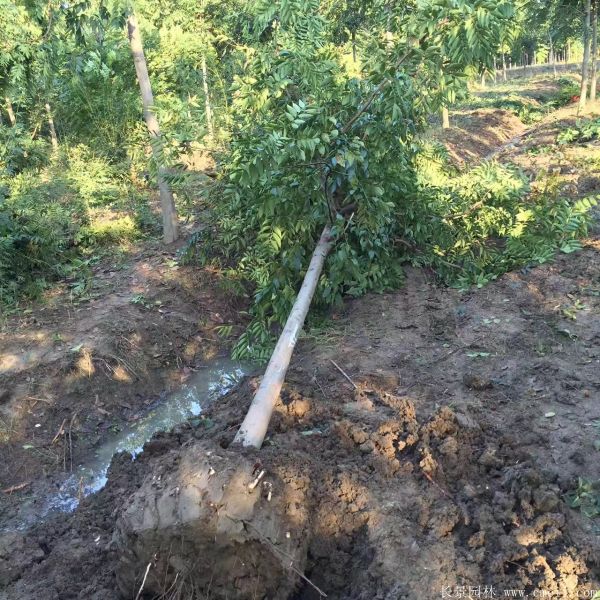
[1,83,600,599]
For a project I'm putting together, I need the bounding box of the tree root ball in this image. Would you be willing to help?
[113,442,309,599]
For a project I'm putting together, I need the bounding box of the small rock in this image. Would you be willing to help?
[478,446,503,469]
[359,440,375,454]
[0,388,10,404]
[533,488,560,513]
[463,373,493,391]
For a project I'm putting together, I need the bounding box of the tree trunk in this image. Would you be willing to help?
[502,53,508,81]
[442,106,450,129]
[480,72,486,88]
[5,97,16,126]
[45,103,58,151]
[549,35,557,78]
[127,12,178,244]
[201,55,214,139]
[591,1,598,101]
[493,56,497,83]
[351,30,357,63]
[234,226,334,449]
[579,0,592,113]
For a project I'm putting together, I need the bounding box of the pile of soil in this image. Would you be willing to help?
[2,241,600,598]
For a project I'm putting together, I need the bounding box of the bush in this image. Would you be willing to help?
[0,172,88,304]
[557,117,600,145]
[412,160,597,288]
[0,124,49,176]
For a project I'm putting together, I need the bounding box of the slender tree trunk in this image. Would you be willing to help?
[493,56,497,83]
[591,1,598,101]
[480,72,486,87]
[351,30,357,63]
[234,226,334,448]
[549,35,557,78]
[45,103,58,151]
[442,106,450,129]
[579,0,593,113]
[127,12,178,244]
[502,53,508,81]
[5,97,16,126]
[201,55,214,138]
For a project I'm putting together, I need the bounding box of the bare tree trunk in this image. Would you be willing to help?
[234,226,334,448]
[493,56,497,83]
[442,106,450,129]
[5,97,16,126]
[579,0,592,113]
[127,12,178,244]
[45,103,58,151]
[502,53,508,81]
[201,55,214,138]
[351,30,357,63]
[591,1,598,101]
[480,71,486,87]
[549,35,558,78]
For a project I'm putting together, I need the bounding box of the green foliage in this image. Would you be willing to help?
[557,118,600,145]
[413,160,597,289]
[0,146,147,306]
[566,478,600,518]
[0,124,49,176]
[0,171,88,304]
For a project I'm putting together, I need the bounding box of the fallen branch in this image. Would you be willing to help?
[234,226,334,448]
[329,359,358,389]
[2,481,30,494]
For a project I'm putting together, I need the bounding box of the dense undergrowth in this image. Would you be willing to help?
[0,126,159,307]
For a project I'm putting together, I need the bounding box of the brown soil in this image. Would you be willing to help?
[438,108,527,166]
[2,87,600,600]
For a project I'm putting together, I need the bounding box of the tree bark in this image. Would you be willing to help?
[549,35,557,78]
[201,55,214,138]
[127,12,178,244]
[442,106,450,129]
[591,1,598,101]
[234,226,334,449]
[502,53,508,81]
[579,0,592,113]
[5,97,16,126]
[45,103,58,151]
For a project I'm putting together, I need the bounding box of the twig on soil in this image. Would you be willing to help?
[329,359,357,389]
[52,419,66,444]
[2,481,30,494]
[422,471,453,500]
[135,562,152,600]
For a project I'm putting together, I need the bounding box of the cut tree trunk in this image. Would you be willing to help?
[201,55,214,138]
[45,103,58,151]
[580,0,592,113]
[5,97,15,126]
[591,2,598,101]
[234,225,334,449]
[127,12,178,244]
[442,106,450,129]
